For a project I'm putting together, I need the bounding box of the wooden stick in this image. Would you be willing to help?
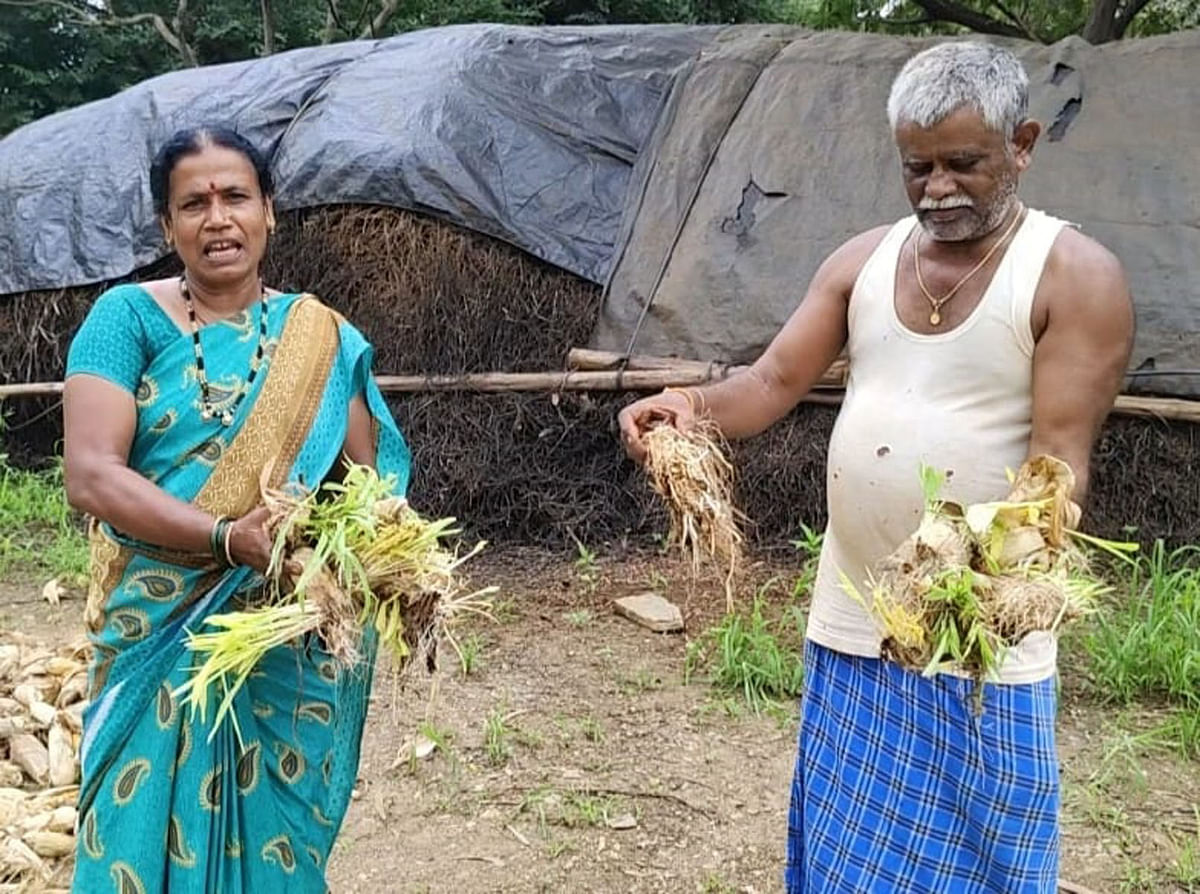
[372,369,778,393]
[567,347,849,388]
[0,382,63,398]
[567,347,728,372]
[2,375,1198,423]
[6,371,781,397]
[1111,395,1200,424]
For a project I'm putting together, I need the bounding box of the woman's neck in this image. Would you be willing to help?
[182,271,263,317]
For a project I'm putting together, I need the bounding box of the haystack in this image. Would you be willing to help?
[1,206,1196,550]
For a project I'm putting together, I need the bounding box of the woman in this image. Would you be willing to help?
[63,126,408,892]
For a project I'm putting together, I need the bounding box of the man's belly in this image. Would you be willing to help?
[804,387,1056,684]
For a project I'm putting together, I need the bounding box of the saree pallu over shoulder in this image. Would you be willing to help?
[73,294,409,894]
[195,296,339,519]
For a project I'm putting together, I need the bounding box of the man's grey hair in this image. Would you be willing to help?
[886,41,1029,138]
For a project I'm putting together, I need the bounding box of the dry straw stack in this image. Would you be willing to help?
[1,206,1196,548]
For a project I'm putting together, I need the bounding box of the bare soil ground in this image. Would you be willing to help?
[2,549,1198,893]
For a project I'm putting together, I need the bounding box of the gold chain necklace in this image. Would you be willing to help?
[913,203,1025,326]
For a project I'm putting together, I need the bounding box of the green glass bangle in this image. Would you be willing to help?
[209,517,231,565]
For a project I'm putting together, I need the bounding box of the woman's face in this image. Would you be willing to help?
[161,144,274,289]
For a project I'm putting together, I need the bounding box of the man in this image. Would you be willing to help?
[618,41,1133,892]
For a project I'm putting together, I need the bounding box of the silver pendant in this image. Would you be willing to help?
[221,410,234,426]
[201,408,213,421]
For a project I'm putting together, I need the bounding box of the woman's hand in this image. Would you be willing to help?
[617,389,696,465]
[226,505,273,573]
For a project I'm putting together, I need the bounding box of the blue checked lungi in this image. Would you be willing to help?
[786,641,1059,893]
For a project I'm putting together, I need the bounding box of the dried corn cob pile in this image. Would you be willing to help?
[0,633,89,891]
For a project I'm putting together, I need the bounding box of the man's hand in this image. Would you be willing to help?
[618,390,695,465]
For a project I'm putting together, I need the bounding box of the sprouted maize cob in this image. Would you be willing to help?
[177,463,494,734]
[840,455,1136,703]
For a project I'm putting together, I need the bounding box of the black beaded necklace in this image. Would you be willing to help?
[179,275,270,426]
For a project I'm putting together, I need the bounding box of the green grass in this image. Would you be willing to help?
[564,609,593,628]
[562,792,615,827]
[484,706,514,766]
[579,715,604,744]
[790,523,824,598]
[1174,826,1200,887]
[570,534,599,591]
[685,586,806,713]
[545,837,575,860]
[517,786,626,834]
[617,666,664,695]
[0,454,88,580]
[1082,541,1200,755]
[700,874,737,894]
[457,632,484,676]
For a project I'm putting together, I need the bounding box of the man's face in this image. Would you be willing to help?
[895,106,1038,242]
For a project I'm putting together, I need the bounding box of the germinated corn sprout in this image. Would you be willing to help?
[841,455,1136,704]
[642,420,745,608]
[177,464,493,734]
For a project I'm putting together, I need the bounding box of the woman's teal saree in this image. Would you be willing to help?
[66,288,409,893]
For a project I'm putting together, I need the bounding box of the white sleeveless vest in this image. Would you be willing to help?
[807,208,1068,685]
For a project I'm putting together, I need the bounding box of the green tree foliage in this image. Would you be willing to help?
[852,0,1200,44]
[1,0,1196,136]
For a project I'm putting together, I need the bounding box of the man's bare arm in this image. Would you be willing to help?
[1027,229,1134,504]
[619,226,889,460]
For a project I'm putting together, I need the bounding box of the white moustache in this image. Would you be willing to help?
[917,196,975,211]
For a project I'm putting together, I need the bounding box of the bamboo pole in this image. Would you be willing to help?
[568,347,746,374]
[566,347,849,388]
[1111,395,1200,424]
[0,382,63,397]
[2,375,1199,423]
[372,371,845,406]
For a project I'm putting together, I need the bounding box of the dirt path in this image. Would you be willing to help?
[3,551,1198,892]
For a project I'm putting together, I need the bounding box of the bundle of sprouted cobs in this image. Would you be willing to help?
[177,463,494,734]
[841,455,1136,708]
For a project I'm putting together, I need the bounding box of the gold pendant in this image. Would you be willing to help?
[930,310,942,326]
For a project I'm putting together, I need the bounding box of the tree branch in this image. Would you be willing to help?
[322,0,344,44]
[359,0,401,39]
[1081,0,1120,42]
[350,0,374,36]
[169,0,197,66]
[909,0,1029,38]
[2,0,201,66]
[259,0,275,55]
[987,0,1039,40]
